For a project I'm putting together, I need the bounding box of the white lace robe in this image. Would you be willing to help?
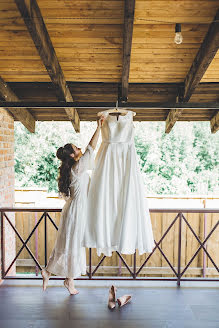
[46,145,94,278]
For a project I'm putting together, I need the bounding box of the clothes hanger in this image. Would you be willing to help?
[97,101,136,117]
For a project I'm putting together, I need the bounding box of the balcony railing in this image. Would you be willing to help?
[1,207,219,286]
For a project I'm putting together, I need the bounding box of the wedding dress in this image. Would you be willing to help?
[83,111,155,257]
[46,145,94,278]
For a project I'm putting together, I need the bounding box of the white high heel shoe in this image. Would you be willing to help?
[108,285,117,309]
[117,295,132,307]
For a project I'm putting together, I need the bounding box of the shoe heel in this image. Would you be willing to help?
[108,285,117,309]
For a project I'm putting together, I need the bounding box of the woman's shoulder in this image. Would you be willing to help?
[70,162,79,175]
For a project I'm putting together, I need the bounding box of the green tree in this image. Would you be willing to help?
[15,121,219,195]
[15,121,96,192]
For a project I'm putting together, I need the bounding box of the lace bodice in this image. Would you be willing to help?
[69,144,94,198]
[71,144,94,177]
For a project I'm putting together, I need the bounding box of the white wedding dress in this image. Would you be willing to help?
[46,145,94,278]
[83,111,155,257]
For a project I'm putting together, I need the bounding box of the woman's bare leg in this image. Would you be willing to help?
[41,268,51,291]
[64,278,79,295]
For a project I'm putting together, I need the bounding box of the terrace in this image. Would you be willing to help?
[0,0,219,327]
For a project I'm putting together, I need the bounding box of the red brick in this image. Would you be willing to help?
[4,130,11,135]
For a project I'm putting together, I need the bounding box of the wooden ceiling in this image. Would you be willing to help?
[0,0,219,133]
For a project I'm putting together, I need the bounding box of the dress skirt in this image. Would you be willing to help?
[46,172,90,278]
[83,140,155,257]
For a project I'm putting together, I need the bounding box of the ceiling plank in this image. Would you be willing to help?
[0,76,35,133]
[184,9,219,102]
[14,0,80,132]
[210,111,219,133]
[121,0,136,102]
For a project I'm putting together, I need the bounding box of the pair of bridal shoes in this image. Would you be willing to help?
[41,268,51,291]
[108,285,131,309]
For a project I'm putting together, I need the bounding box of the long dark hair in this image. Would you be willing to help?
[56,143,76,197]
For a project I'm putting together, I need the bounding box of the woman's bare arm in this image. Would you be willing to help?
[88,115,105,150]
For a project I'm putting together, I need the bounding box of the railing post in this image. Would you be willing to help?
[203,199,207,278]
[35,212,39,276]
[1,211,5,279]
[89,248,92,279]
[177,212,182,286]
[118,257,122,276]
[44,212,47,266]
[133,250,136,279]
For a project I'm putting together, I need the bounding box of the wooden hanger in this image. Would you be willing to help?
[97,101,136,117]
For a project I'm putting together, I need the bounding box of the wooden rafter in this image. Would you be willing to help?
[14,0,80,132]
[210,111,219,133]
[165,85,184,133]
[0,76,35,133]
[184,9,219,102]
[166,9,219,133]
[121,0,136,102]
[165,108,184,133]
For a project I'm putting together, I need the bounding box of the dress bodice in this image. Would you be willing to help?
[101,111,134,143]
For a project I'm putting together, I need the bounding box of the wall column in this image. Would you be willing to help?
[0,108,15,284]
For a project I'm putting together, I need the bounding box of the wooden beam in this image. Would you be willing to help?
[165,85,184,133]
[210,111,219,133]
[184,9,219,102]
[1,101,219,110]
[0,77,35,133]
[6,81,219,102]
[14,0,80,132]
[121,0,136,102]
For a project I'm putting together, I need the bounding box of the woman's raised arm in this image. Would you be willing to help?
[88,115,105,150]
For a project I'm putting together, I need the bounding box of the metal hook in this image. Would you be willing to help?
[115,100,119,111]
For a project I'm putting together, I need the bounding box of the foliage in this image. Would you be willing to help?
[14,121,219,195]
[134,121,219,195]
[14,121,95,192]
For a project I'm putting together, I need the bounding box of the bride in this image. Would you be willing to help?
[41,115,105,295]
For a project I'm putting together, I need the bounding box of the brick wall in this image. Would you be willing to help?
[0,108,15,284]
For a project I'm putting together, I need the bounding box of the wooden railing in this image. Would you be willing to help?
[1,207,219,286]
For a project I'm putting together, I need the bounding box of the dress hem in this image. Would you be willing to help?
[82,243,155,256]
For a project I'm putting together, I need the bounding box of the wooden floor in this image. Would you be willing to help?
[1,281,219,328]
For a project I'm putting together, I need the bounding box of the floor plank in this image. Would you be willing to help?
[1,282,219,328]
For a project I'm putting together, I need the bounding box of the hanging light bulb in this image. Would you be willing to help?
[174,23,183,44]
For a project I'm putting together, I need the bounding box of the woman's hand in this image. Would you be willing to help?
[97,115,105,128]
[88,115,105,150]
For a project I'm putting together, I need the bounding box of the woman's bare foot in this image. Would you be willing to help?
[41,268,51,291]
[117,295,132,307]
[64,278,79,295]
[108,285,117,309]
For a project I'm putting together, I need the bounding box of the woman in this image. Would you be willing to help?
[41,115,105,295]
